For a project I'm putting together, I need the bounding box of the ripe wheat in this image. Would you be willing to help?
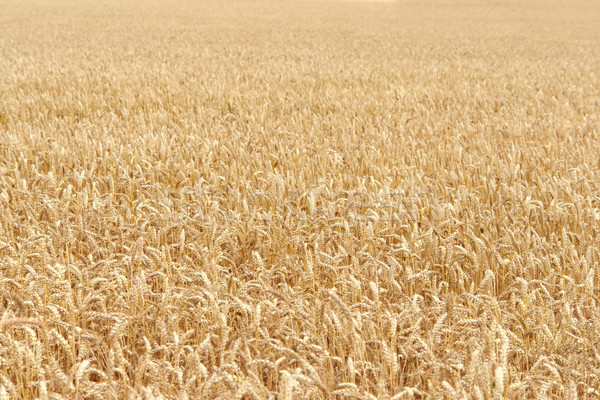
[1,0,599,398]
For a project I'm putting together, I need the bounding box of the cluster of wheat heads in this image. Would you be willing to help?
[1,0,600,398]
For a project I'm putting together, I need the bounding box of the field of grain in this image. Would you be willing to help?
[1,0,600,398]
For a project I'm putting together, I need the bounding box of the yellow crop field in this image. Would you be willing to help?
[1,0,599,398]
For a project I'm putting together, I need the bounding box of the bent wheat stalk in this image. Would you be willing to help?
[0,318,43,328]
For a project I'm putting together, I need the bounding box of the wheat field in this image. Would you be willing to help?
[1,0,600,398]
